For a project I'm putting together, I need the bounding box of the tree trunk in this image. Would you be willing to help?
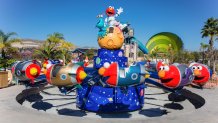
[208,36,214,72]
[213,60,216,74]
[208,60,210,68]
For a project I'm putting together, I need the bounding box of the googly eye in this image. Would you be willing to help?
[46,64,52,69]
[103,62,110,68]
[197,66,202,70]
[192,66,197,70]
[109,6,112,8]
[164,66,169,71]
[159,66,164,70]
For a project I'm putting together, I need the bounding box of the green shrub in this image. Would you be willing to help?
[0,58,16,70]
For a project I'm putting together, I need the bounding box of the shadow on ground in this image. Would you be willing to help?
[16,86,206,118]
[139,108,169,117]
[57,108,87,117]
[26,93,43,103]
[164,103,184,110]
[168,89,205,109]
[32,101,53,111]
[96,112,132,118]
[16,88,43,104]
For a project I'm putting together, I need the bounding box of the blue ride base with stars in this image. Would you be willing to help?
[76,46,145,112]
[76,84,146,112]
[93,49,128,69]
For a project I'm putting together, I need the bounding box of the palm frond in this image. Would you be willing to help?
[6,32,17,37]
[0,43,4,49]
[201,17,218,38]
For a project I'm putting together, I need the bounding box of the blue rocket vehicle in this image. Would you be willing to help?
[101,62,149,86]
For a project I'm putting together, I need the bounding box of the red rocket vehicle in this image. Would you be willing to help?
[156,61,194,89]
[189,63,210,86]
[156,61,210,89]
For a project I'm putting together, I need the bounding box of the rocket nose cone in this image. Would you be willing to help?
[30,67,38,76]
[103,63,117,76]
[78,71,87,81]
[106,76,117,86]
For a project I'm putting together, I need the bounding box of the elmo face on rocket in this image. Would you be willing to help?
[42,59,54,74]
[190,63,210,86]
[106,6,115,16]
[157,61,180,88]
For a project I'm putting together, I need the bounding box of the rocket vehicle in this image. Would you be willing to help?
[83,56,89,67]
[156,61,194,89]
[99,62,149,87]
[189,63,210,86]
[45,63,87,87]
[12,60,41,84]
[42,59,61,74]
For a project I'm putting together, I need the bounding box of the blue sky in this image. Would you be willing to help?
[0,0,218,51]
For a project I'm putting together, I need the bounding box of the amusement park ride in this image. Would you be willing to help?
[12,6,211,113]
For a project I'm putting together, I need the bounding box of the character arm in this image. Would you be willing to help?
[115,7,123,17]
[105,17,108,23]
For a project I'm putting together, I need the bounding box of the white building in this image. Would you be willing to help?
[11,39,44,49]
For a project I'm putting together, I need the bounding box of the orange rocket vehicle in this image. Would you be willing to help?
[45,63,87,87]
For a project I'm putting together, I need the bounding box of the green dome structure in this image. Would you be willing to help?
[146,32,183,53]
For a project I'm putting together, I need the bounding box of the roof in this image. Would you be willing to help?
[72,48,87,54]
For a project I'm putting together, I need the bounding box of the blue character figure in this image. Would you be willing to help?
[96,15,107,38]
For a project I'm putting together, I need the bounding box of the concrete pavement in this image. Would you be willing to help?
[1,85,218,123]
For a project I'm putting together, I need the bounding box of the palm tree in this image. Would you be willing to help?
[0,30,20,70]
[201,17,218,73]
[0,30,17,58]
[59,40,75,65]
[166,44,175,64]
[35,32,64,60]
[149,47,160,62]
[47,32,64,43]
